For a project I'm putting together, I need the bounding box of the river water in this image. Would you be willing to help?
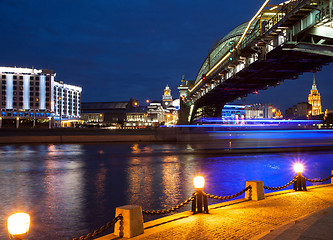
[1,130,333,239]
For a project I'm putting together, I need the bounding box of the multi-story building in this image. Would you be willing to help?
[53,81,82,127]
[222,104,248,119]
[0,66,81,128]
[245,104,274,119]
[81,99,139,127]
[308,73,323,116]
[285,102,312,119]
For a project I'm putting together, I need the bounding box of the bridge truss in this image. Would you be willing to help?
[181,0,333,123]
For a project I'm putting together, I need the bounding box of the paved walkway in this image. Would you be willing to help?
[98,184,333,240]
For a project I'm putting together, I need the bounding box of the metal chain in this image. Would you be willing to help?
[142,192,197,215]
[264,177,297,191]
[72,214,123,240]
[304,174,333,183]
[205,185,252,201]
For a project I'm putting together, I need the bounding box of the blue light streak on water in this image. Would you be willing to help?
[209,130,333,139]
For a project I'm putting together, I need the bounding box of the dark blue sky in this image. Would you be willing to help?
[1,0,332,112]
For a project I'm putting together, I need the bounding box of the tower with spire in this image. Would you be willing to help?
[162,84,173,108]
[308,73,323,116]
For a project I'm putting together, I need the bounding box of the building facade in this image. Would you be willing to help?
[53,81,82,127]
[81,99,139,127]
[308,74,322,116]
[245,104,274,119]
[285,102,312,119]
[0,66,81,128]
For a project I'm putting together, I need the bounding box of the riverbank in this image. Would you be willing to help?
[96,184,333,240]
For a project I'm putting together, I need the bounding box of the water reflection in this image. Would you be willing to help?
[0,142,333,239]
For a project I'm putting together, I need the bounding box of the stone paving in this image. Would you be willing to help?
[98,184,333,240]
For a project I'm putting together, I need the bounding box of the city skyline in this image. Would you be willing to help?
[0,0,332,112]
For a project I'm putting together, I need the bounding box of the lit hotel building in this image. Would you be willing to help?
[308,73,322,116]
[0,66,81,128]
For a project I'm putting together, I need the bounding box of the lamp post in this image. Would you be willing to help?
[293,163,307,191]
[192,176,209,214]
[7,212,30,240]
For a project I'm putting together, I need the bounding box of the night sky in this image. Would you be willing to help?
[1,0,332,112]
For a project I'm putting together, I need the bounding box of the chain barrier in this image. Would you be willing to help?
[304,174,333,183]
[263,176,297,191]
[205,185,252,201]
[142,192,197,215]
[72,214,123,240]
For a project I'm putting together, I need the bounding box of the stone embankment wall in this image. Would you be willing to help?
[0,128,203,144]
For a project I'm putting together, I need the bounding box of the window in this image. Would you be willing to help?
[19,112,23,116]
[30,76,33,80]
[19,76,23,80]
[2,86,5,90]
[35,87,39,90]
[2,75,5,79]
[2,80,5,84]
[13,81,17,84]
[13,76,17,79]
[7,112,11,117]
[36,77,39,80]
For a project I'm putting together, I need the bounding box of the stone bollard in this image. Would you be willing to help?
[114,205,144,238]
[245,181,264,201]
[331,170,333,184]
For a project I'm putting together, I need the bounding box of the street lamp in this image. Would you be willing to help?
[192,176,209,214]
[7,212,30,240]
[293,163,306,191]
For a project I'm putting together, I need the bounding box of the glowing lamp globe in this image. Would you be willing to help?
[7,213,30,239]
[193,176,205,189]
[294,164,304,174]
